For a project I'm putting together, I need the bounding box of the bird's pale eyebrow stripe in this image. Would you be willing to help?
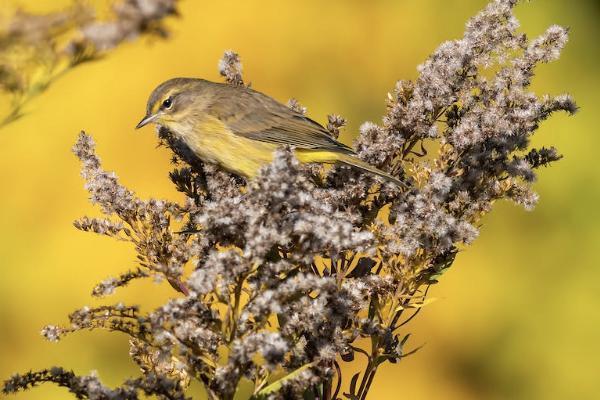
[150,89,178,115]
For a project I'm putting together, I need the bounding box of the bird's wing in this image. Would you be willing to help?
[205,87,355,154]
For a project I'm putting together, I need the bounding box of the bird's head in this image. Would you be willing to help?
[136,78,208,132]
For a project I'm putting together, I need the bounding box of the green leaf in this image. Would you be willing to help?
[254,362,315,398]
[406,297,437,309]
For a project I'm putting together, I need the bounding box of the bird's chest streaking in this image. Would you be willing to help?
[172,115,279,178]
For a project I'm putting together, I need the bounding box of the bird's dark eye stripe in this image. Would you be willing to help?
[162,98,173,108]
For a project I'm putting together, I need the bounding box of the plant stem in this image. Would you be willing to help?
[229,276,244,342]
[359,368,378,400]
[356,360,374,399]
[332,361,342,400]
[323,375,332,400]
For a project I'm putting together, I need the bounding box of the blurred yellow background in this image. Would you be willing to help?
[1,0,598,399]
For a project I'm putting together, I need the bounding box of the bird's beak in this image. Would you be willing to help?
[135,114,158,129]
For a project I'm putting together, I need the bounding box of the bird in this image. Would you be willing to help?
[136,78,403,186]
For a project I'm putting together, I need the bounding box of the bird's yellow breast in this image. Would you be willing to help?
[165,115,344,179]
[174,116,278,178]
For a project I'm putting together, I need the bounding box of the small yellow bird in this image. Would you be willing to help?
[136,78,403,185]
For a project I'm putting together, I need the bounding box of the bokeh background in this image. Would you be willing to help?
[1,0,598,399]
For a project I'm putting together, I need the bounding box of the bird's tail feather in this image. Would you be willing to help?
[294,150,405,187]
[337,153,405,187]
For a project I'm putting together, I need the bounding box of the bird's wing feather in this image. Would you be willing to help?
[205,87,355,154]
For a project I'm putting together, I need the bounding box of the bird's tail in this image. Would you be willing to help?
[295,150,405,187]
[336,153,406,187]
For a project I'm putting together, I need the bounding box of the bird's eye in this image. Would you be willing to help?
[162,98,173,109]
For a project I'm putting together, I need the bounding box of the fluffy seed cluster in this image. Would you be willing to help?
[218,50,245,87]
[3,1,576,399]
